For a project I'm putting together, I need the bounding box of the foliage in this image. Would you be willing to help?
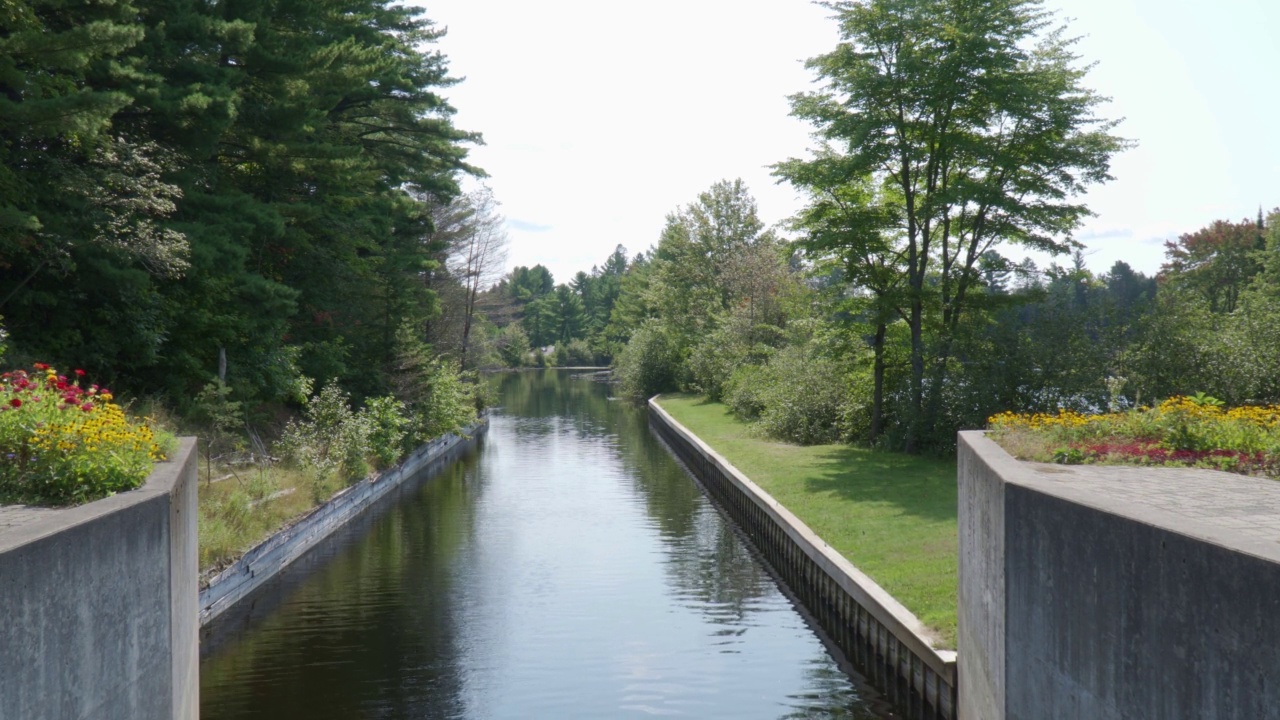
[988,396,1280,477]
[278,383,377,490]
[390,326,479,445]
[746,344,851,445]
[685,314,784,402]
[1160,218,1263,313]
[778,0,1128,451]
[614,320,682,400]
[363,396,409,469]
[495,323,531,367]
[189,379,246,460]
[559,339,595,367]
[0,0,479,411]
[723,365,769,421]
[0,364,168,505]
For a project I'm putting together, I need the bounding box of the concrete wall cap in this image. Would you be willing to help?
[960,429,1280,565]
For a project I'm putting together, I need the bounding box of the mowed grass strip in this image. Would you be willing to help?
[657,394,959,648]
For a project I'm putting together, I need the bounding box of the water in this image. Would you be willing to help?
[200,370,891,719]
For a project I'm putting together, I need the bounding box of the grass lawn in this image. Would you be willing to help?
[657,393,959,648]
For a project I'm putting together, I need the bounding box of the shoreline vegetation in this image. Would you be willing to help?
[656,393,959,648]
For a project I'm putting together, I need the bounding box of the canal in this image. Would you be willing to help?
[200,370,892,718]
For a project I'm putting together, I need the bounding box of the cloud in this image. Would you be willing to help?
[1076,227,1134,242]
[506,218,553,233]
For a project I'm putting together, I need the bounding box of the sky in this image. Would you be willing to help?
[418,0,1280,285]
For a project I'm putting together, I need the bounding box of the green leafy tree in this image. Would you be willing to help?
[781,0,1128,450]
[1160,218,1262,314]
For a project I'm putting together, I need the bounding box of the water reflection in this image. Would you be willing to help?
[201,370,886,719]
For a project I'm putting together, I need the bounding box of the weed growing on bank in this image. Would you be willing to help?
[988,394,1280,478]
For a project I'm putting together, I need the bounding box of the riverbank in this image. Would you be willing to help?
[656,394,959,646]
[199,417,488,625]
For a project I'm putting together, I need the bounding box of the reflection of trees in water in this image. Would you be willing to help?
[493,370,617,433]
[205,370,882,719]
[497,370,778,622]
[659,503,777,624]
[201,456,485,720]
[777,658,887,720]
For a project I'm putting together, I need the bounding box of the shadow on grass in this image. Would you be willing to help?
[801,445,958,524]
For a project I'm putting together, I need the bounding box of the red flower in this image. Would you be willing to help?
[33,363,48,371]
[80,403,93,412]
[9,398,20,408]
[74,369,85,377]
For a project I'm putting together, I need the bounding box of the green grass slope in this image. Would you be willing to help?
[657,393,959,647]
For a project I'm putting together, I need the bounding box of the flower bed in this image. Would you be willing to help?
[0,364,169,505]
[987,395,1280,478]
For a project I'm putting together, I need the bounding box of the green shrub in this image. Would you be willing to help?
[615,320,682,399]
[754,345,849,445]
[497,324,530,367]
[277,382,374,488]
[723,364,768,420]
[363,395,408,468]
[391,325,479,445]
[560,339,594,366]
[404,357,478,443]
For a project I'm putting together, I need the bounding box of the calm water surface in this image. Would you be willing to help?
[200,370,890,719]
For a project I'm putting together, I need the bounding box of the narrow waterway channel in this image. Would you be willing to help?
[200,370,892,719]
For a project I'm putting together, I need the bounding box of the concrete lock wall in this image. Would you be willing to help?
[0,438,199,720]
[959,431,1280,720]
[649,399,958,720]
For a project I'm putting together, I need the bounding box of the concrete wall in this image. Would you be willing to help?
[200,417,489,626]
[0,438,199,720]
[650,399,957,720]
[959,431,1280,720]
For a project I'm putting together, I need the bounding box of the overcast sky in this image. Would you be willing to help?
[418,0,1280,284]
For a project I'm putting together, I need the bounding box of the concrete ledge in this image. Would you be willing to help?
[959,430,1280,720]
[199,417,489,626]
[649,398,957,719]
[0,438,199,720]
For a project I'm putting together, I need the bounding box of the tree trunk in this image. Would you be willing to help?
[870,321,887,442]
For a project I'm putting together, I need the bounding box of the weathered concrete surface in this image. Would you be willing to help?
[959,430,1280,720]
[0,438,199,720]
[957,431,1007,720]
[200,417,489,626]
